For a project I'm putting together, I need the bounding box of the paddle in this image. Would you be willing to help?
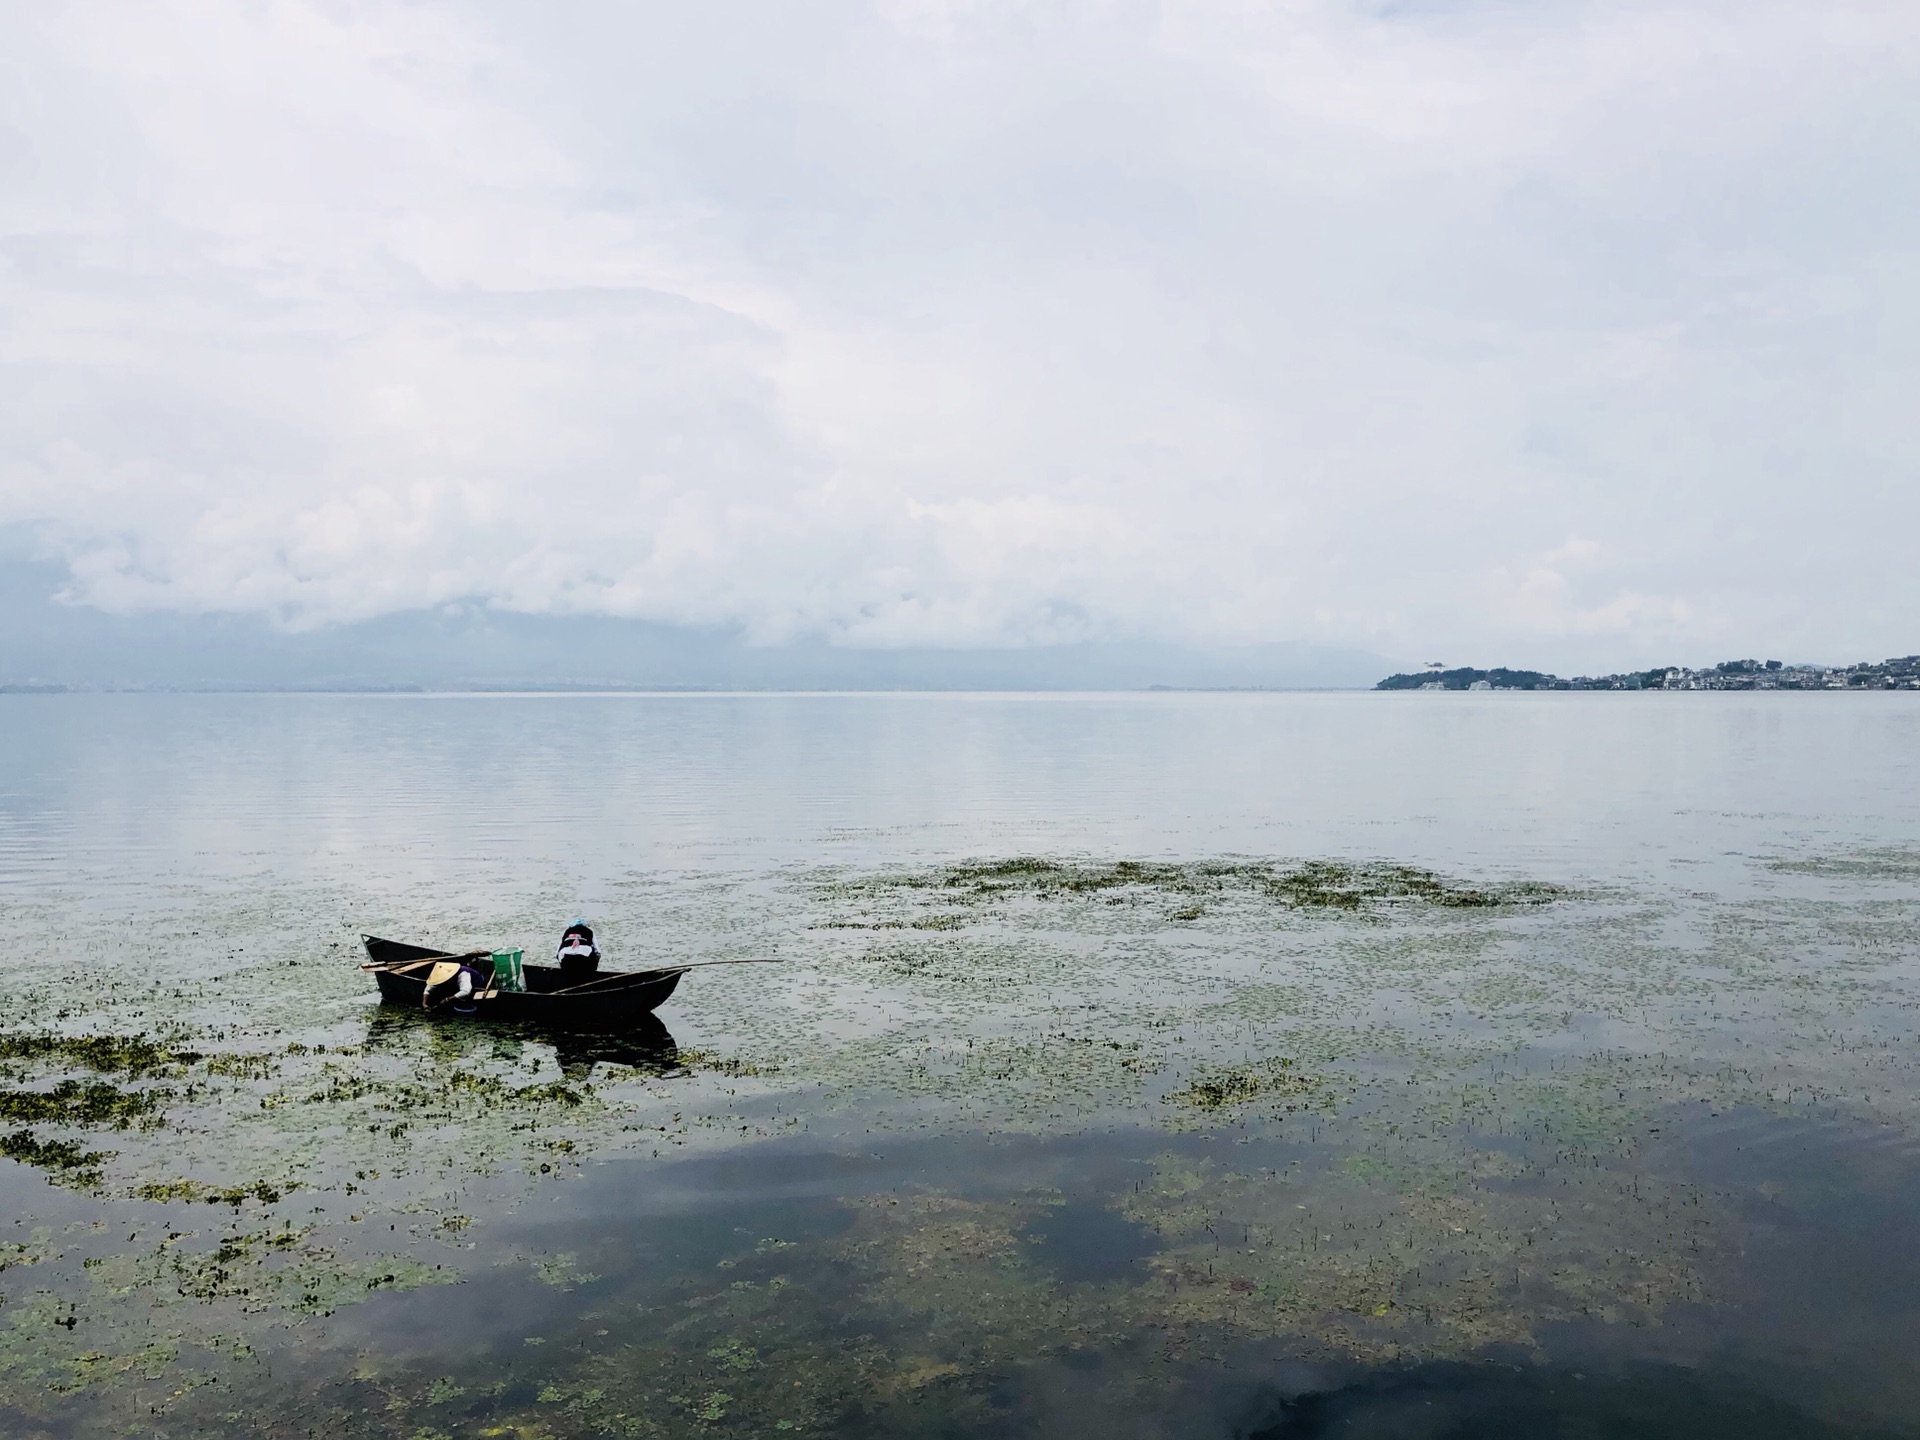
[545,956,784,997]
[362,949,491,975]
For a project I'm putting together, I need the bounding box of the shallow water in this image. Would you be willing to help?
[4,691,1920,1437]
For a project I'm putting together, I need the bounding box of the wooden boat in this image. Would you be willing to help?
[361,935,685,1024]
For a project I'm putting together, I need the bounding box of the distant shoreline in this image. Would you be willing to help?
[6,676,1920,697]
[1377,656,1920,692]
[0,683,1372,697]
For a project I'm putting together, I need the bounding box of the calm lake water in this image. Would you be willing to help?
[4,691,1920,1438]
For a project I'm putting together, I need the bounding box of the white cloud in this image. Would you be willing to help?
[2,0,1917,665]
[1485,535,1698,642]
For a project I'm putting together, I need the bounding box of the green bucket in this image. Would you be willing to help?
[490,947,525,993]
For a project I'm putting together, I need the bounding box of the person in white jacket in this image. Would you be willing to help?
[556,920,601,978]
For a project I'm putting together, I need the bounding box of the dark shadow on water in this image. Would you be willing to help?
[546,1016,681,1079]
[1242,1361,1895,1440]
[361,1004,681,1078]
[1022,1199,1162,1281]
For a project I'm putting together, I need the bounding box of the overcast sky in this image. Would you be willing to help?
[3,0,1916,670]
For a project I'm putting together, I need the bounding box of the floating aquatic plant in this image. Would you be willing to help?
[0,1032,202,1078]
[1167,1057,1322,1111]
[0,1080,166,1130]
[0,1130,105,1187]
[825,856,1563,914]
[4,846,1920,1436]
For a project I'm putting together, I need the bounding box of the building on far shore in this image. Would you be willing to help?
[1376,656,1920,692]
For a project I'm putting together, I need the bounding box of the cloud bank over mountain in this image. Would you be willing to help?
[3,0,1916,673]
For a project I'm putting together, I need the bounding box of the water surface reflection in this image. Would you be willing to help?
[3,693,1920,1436]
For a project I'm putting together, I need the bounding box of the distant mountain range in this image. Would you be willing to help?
[0,543,1389,693]
[0,619,1389,693]
[1377,657,1920,691]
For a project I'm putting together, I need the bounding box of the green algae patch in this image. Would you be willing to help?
[0,1290,188,1400]
[669,1046,778,1079]
[0,1130,106,1187]
[0,1237,52,1277]
[532,1252,602,1290]
[1765,847,1920,880]
[827,856,1563,915]
[0,1031,202,1078]
[1167,1058,1325,1112]
[0,1031,307,1193]
[509,1079,592,1107]
[198,1051,281,1080]
[131,1178,291,1207]
[0,1080,167,1130]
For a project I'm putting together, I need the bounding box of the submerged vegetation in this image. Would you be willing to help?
[0,1130,106,1186]
[829,856,1562,914]
[0,1031,203,1077]
[0,845,1917,1434]
[1167,1057,1324,1112]
[0,1079,167,1129]
[1765,847,1920,879]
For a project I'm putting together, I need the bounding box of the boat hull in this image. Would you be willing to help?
[361,935,684,1025]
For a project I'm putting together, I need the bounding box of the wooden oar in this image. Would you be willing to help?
[361,949,491,975]
[545,956,783,997]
